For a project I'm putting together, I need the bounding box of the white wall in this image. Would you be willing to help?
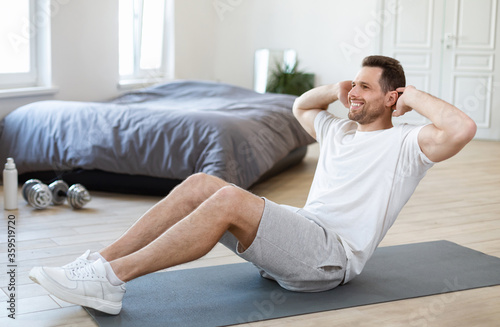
[51,0,119,101]
[212,0,381,87]
[174,0,217,80]
[0,0,381,118]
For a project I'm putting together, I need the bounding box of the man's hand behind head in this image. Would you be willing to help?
[392,85,416,117]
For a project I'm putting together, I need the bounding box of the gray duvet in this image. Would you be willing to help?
[0,80,315,188]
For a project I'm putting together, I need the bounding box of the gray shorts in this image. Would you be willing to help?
[219,198,347,292]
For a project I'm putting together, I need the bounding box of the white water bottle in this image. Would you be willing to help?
[3,158,18,210]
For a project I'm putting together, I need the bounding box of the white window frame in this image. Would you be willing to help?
[0,0,56,98]
[119,0,174,88]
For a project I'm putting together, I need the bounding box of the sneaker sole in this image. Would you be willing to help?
[29,267,123,315]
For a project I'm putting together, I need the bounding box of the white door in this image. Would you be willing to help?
[380,0,500,140]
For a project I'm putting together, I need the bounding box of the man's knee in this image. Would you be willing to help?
[210,186,263,221]
[183,173,227,197]
[184,172,212,185]
[213,185,245,205]
[210,186,263,249]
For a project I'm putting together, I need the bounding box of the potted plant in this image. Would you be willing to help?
[266,61,315,96]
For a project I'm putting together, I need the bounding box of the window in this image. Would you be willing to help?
[119,0,173,85]
[0,0,37,88]
[0,0,52,95]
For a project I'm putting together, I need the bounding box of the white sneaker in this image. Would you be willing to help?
[29,259,126,315]
[62,250,93,269]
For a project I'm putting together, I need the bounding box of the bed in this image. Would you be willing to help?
[0,80,315,195]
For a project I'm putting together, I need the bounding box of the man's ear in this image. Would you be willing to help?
[386,91,398,108]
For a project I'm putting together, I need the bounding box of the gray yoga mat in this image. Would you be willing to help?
[86,240,500,327]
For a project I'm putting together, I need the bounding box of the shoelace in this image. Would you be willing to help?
[63,250,92,269]
[73,258,91,268]
[69,262,99,280]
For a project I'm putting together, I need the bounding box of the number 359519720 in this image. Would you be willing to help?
[7,215,16,263]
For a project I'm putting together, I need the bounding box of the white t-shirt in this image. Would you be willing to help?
[303,110,434,283]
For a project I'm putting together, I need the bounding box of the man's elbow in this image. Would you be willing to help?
[423,116,477,163]
[292,98,302,119]
[459,117,477,144]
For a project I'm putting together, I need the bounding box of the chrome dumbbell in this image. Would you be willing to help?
[22,179,53,209]
[22,179,91,209]
[48,180,91,209]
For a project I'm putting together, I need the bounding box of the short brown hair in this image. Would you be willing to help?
[362,55,405,93]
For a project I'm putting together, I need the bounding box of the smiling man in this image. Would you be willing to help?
[29,55,476,316]
[292,55,476,281]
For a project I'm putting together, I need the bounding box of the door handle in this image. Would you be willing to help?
[443,33,456,49]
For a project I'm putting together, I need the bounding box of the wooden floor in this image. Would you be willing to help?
[1,140,499,326]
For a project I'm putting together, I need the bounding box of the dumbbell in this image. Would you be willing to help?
[22,179,91,209]
[48,180,91,209]
[22,179,53,210]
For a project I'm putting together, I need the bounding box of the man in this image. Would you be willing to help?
[29,56,476,315]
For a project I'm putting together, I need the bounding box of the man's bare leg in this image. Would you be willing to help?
[110,185,265,282]
[28,179,264,315]
[99,173,230,262]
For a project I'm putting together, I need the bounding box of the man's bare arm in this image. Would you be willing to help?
[394,86,477,162]
[292,81,351,139]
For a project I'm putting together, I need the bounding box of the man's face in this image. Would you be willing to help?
[348,67,388,125]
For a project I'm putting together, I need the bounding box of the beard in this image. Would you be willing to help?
[348,103,386,125]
